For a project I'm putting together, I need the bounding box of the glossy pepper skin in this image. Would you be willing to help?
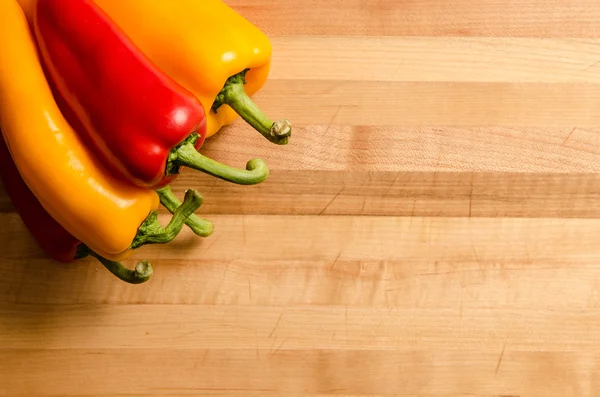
[0,0,160,261]
[32,0,207,189]
[92,0,290,143]
[0,137,154,284]
[0,137,79,264]
[28,0,269,189]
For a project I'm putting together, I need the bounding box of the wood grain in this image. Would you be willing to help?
[269,37,600,84]
[3,0,600,396]
[230,0,600,38]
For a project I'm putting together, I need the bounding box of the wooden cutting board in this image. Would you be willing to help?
[2,0,600,395]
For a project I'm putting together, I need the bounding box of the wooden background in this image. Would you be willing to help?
[3,0,600,395]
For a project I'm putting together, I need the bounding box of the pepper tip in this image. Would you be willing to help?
[184,188,203,208]
[271,119,292,138]
[134,260,153,281]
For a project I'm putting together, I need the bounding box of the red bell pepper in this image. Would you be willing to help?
[32,0,269,189]
[0,136,153,284]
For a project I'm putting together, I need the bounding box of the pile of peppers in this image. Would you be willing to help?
[0,0,291,284]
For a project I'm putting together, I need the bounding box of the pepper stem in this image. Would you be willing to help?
[170,133,269,185]
[212,69,291,145]
[75,244,153,284]
[156,185,214,237]
[131,189,202,249]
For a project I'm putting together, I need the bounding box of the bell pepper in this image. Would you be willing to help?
[0,137,153,284]
[0,0,204,269]
[30,0,270,190]
[90,0,292,144]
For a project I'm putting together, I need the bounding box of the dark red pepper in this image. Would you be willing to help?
[0,136,78,263]
[0,136,153,284]
[33,0,269,189]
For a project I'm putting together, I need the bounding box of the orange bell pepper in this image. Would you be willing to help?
[1,0,202,266]
[90,0,291,145]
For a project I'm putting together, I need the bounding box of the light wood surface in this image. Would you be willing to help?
[2,0,600,395]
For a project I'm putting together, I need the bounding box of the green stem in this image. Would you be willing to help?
[131,189,202,249]
[170,133,269,185]
[156,185,214,237]
[212,69,291,145]
[75,245,152,284]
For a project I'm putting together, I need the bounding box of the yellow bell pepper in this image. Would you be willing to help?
[90,0,291,145]
[0,0,201,266]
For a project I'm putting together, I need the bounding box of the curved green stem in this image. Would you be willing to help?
[156,185,214,237]
[212,69,291,145]
[131,189,202,249]
[75,244,152,284]
[170,133,269,185]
